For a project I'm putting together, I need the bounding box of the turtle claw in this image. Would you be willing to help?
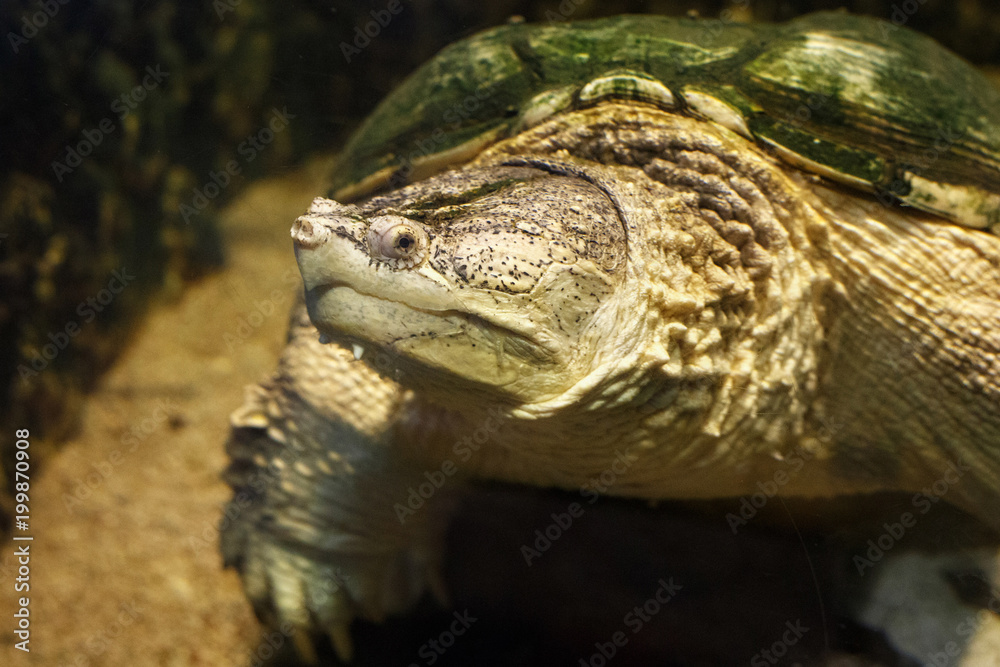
[228,529,449,665]
[328,622,355,663]
[291,628,319,664]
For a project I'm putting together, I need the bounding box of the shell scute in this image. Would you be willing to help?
[331,13,1000,232]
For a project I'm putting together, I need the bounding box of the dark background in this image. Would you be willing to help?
[0,2,997,665]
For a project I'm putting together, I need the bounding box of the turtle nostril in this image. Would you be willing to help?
[291,217,329,249]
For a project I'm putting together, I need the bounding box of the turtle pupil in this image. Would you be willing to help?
[397,235,412,250]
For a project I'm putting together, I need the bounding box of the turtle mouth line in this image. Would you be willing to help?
[310,279,451,314]
[309,282,554,361]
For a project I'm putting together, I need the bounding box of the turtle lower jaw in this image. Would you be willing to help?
[305,280,548,352]
[304,281,574,402]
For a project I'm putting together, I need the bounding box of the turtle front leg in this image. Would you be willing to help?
[221,304,454,661]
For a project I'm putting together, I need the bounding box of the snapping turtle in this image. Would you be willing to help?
[222,12,1000,664]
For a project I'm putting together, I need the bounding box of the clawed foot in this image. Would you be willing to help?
[235,531,449,663]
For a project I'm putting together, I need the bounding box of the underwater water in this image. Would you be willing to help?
[1,1,999,666]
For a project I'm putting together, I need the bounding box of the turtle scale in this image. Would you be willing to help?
[331,12,1000,232]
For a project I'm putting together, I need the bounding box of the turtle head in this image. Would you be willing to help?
[291,162,630,407]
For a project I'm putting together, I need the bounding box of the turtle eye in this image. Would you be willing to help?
[366,215,429,268]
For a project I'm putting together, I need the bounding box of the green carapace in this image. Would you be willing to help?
[333,12,1000,233]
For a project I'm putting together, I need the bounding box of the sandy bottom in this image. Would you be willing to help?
[0,158,332,666]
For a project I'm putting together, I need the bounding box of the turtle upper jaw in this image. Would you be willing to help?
[291,205,462,314]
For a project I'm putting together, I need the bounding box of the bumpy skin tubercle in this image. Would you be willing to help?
[291,108,1000,517]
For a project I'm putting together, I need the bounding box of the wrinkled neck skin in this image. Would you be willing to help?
[380,105,999,521]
